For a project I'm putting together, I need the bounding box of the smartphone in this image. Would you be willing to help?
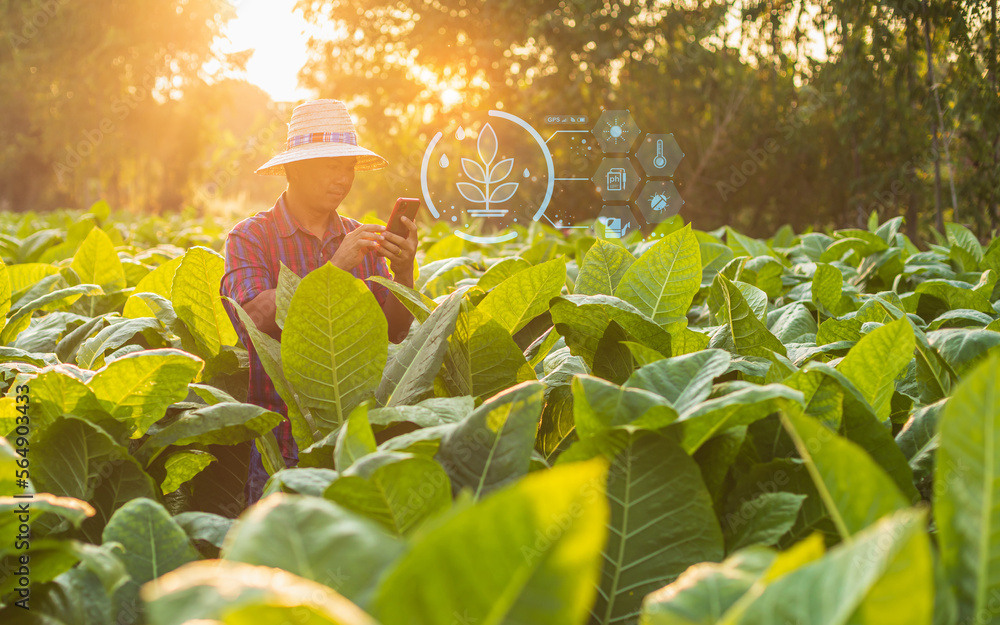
[386,197,420,237]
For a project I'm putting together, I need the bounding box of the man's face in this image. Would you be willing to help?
[286,156,357,211]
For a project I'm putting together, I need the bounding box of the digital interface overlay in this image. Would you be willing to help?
[419,109,685,243]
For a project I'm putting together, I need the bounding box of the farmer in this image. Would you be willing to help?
[220,99,417,506]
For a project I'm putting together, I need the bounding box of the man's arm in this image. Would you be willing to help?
[221,228,278,342]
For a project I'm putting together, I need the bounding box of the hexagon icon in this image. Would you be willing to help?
[636,133,683,177]
[592,157,640,202]
[596,205,639,240]
[592,110,641,153]
[637,180,684,223]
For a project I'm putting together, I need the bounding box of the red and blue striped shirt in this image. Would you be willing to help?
[220,191,391,471]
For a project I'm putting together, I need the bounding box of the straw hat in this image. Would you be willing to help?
[255,99,388,175]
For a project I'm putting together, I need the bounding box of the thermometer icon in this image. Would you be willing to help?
[653,139,667,169]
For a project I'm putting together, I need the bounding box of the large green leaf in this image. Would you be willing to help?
[936,353,1000,623]
[226,297,317,449]
[367,275,437,323]
[142,560,379,625]
[477,256,566,334]
[836,317,914,422]
[576,239,636,296]
[281,262,389,432]
[625,349,731,413]
[325,451,451,536]
[812,263,844,315]
[71,227,126,293]
[102,498,199,606]
[674,384,803,454]
[373,459,609,625]
[137,402,283,463]
[160,450,216,494]
[737,507,932,625]
[439,304,537,400]
[615,225,702,327]
[780,407,909,538]
[590,431,725,625]
[641,508,932,625]
[710,274,786,357]
[87,348,204,438]
[274,261,301,330]
[435,381,544,498]
[478,256,532,292]
[0,284,104,345]
[123,255,183,319]
[221,493,402,608]
[377,289,463,406]
[550,294,673,368]
[171,247,238,357]
[572,375,678,439]
[75,317,163,369]
[32,417,158,539]
[724,492,807,553]
[334,401,377,470]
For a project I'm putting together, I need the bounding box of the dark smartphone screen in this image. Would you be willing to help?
[387,198,420,236]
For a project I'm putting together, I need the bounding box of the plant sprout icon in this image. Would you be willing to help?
[457,123,518,217]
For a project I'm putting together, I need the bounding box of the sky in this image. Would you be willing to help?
[216,0,316,102]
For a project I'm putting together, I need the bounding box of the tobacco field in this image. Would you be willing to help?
[1,200,1000,625]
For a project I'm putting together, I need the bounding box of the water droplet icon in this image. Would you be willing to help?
[439,154,449,168]
[455,126,465,140]
[522,168,530,178]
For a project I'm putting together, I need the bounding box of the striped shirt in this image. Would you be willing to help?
[220,191,391,495]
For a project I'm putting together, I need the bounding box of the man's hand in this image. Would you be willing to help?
[330,224,385,271]
[376,216,418,285]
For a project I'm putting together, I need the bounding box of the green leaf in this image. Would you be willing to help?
[142,559,380,625]
[836,317,914,422]
[929,328,1000,376]
[737,508,932,625]
[221,493,403,608]
[32,417,158,535]
[780,407,909,538]
[435,381,544,499]
[160,450,216,494]
[71,227,126,292]
[710,274,786,357]
[478,256,532,292]
[225,296,317,449]
[946,222,984,269]
[171,247,238,357]
[102,498,199,601]
[572,375,678,439]
[373,459,609,625]
[325,452,451,536]
[724,492,806,553]
[75,317,163,369]
[576,239,636,296]
[550,294,673,368]
[172,511,234,551]
[0,258,10,335]
[0,493,95,555]
[137,402,284,464]
[936,353,1000,623]
[812,263,844,315]
[88,348,204,438]
[625,349,731,413]
[123,255,183,319]
[615,225,702,327]
[477,256,566,334]
[282,263,389,432]
[439,304,537,400]
[0,284,104,345]
[916,280,995,314]
[334,401,377,470]
[590,431,724,625]
[377,289,463,406]
[274,261,301,330]
[674,384,803,454]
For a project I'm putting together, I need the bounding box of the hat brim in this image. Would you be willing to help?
[255,142,388,175]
